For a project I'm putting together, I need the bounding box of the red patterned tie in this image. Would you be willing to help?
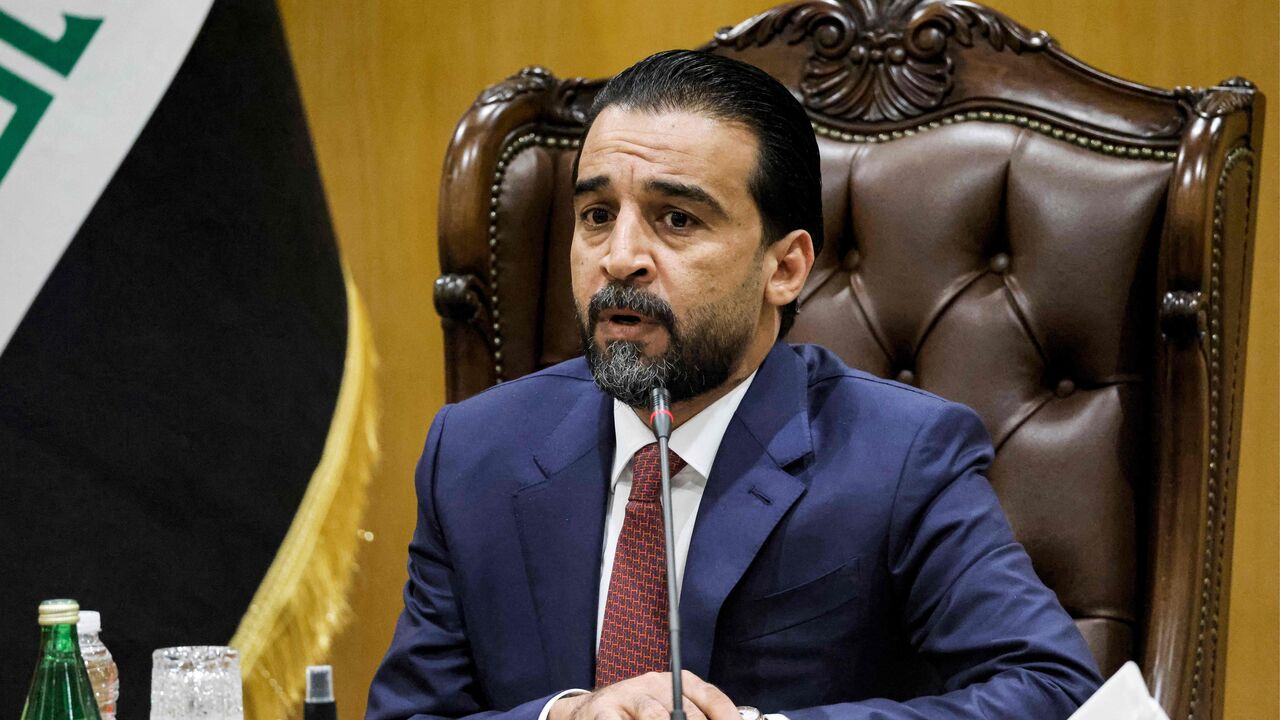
[595,442,688,687]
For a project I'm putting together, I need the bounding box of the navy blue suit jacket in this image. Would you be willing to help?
[368,343,1101,720]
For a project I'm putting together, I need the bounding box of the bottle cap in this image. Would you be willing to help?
[306,665,334,703]
[38,599,80,626]
[78,610,101,634]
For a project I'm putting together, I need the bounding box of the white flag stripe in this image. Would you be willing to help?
[0,0,214,354]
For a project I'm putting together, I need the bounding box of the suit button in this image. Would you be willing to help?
[990,253,1010,273]
[1055,378,1076,397]
[896,369,915,385]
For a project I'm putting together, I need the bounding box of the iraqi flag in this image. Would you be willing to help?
[0,2,377,718]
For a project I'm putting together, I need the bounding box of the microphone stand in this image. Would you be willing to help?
[648,387,685,720]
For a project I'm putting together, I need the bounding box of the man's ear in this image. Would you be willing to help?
[764,229,815,309]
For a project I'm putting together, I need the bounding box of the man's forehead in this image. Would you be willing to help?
[577,107,756,193]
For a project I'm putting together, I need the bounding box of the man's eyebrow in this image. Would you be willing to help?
[645,179,727,218]
[574,175,610,196]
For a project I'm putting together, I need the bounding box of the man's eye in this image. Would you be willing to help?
[583,208,611,226]
[666,211,693,229]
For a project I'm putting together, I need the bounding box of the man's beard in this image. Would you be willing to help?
[576,280,758,408]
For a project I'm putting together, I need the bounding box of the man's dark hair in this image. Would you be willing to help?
[574,49,824,338]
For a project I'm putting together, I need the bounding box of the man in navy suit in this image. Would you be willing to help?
[368,50,1102,720]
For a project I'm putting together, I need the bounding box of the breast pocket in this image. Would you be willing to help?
[718,557,862,643]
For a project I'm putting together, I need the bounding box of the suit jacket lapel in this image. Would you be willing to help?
[514,387,613,690]
[681,343,813,677]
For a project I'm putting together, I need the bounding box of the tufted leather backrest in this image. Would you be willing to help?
[791,122,1170,677]
[432,3,1264,718]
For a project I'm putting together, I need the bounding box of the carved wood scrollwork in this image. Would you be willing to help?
[434,273,486,323]
[476,66,555,105]
[1174,77,1257,119]
[475,66,592,126]
[1160,290,1203,346]
[712,0,1049,121]
[1194,89,1253,118]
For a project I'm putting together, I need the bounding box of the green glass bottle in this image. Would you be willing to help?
[21,599,103,720]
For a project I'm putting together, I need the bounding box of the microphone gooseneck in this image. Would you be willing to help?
[648,386,684,720]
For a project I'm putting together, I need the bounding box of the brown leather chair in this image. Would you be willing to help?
[431,2,1265,718]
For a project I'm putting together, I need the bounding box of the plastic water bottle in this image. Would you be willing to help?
[76,611,118,720]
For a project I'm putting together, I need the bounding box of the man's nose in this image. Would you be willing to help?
[601,211,656,283]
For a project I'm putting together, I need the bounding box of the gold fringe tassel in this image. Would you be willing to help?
[230,266,379,719]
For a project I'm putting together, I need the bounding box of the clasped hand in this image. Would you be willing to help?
[550,671,740,720]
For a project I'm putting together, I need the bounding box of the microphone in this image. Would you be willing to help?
[648,386,685,720]
[649,386,674,441]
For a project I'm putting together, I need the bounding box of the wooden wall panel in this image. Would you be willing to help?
[275,2,1277,718]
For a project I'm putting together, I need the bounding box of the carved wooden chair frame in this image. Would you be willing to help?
[432,2,1265,718]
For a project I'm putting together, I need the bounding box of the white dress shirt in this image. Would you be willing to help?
[597,370,758,645]
[538,372,758,718]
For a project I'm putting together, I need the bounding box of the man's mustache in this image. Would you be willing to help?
[587,282,677,334]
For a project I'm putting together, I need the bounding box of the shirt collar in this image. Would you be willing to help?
[610,370,759,488]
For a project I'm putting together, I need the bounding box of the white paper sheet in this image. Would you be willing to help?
[1069,661,1171,720]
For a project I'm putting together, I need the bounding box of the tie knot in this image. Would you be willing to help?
[629,443,687,502]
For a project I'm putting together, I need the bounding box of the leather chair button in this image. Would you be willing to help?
[896,369,915,385]
[1055,379,1075,397]
[989,253,1010,273]
[843,249,861,271]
